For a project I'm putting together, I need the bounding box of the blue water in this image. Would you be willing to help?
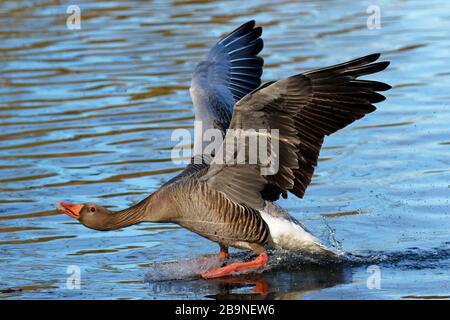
[0,0,449,299]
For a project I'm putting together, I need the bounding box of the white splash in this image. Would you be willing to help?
[260,202,339,256]
[144,255,224,281]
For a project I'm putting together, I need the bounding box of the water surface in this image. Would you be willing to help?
[1,0,449,299]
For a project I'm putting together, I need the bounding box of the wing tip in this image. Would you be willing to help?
[364,53,391,72]
[218,20,259,45]
[247,19,256,27]
[376,60,390,70]
[366,52,381,62]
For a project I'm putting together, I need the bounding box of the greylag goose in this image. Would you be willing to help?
[58,21,390,279]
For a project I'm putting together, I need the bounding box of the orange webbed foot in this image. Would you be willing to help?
[201,253,268,279]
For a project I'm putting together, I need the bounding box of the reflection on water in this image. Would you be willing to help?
[1,0,450,299]
[147,267,351,300]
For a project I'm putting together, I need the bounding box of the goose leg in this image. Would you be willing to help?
[202,245,268,279]
[218,244,229,259]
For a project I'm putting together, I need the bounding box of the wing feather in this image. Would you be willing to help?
[190,20,264,153]
[202,54,391,209]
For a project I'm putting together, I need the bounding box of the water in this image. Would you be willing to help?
[1,0,449,299]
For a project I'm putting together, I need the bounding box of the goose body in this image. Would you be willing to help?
[160,170,329,254]
[58,21,390,278]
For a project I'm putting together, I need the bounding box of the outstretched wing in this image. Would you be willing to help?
[190,20,264,154]
[201,53,391,210]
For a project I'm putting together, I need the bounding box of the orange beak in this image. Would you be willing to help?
[57,202,83,219]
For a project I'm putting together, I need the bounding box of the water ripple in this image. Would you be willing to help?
[1,0,449,300]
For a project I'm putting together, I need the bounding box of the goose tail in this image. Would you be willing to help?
[260,202,339,257]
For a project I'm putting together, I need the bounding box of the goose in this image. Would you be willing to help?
[58,21,390,279]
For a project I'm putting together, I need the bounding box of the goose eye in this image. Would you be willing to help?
[90,207,96,212]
